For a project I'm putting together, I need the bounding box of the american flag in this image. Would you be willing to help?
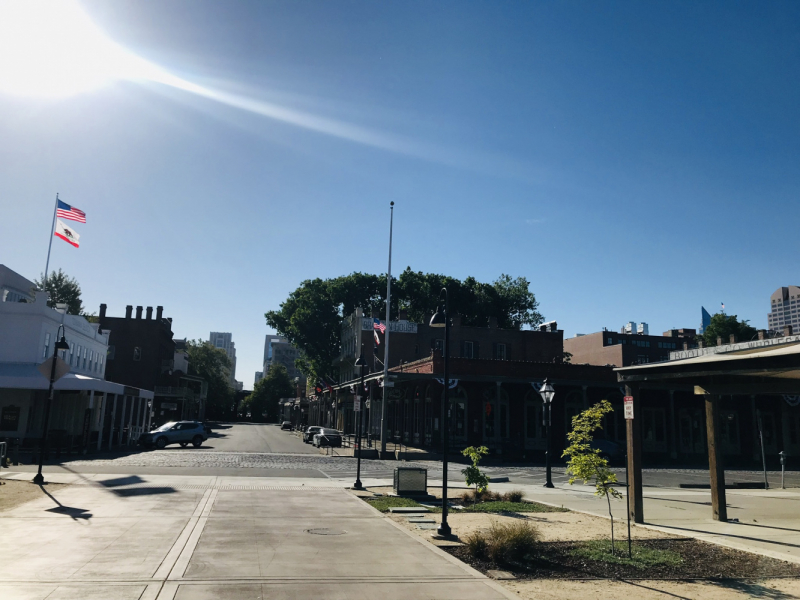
[56,200,86,223]
[373,318,386,334]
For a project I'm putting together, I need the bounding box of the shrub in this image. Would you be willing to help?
[502,490,524,503]
[465,530,489,559]
[465,521,541,566]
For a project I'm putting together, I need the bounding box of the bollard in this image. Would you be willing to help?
[780,451,787,489]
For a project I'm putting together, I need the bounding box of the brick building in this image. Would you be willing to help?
[564,328,696,367]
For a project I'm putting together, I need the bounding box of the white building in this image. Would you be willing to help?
[209,331,237,387]
[768,286,800,333]
[0,266,153,450]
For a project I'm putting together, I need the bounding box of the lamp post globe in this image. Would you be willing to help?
[538,378,555,489]
[430,290,452,537]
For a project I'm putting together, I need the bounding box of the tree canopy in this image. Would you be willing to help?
[241,364,295,422]
[702,312,757,346]
[186,340,234,419]
[35,269,84,315]
[265,269,543,380]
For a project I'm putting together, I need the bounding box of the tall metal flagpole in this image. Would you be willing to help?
[380,201,394,457]
[43,193,59,286]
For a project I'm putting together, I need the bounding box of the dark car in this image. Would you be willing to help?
[312,428,342,448]
[303,426,323,443]
[590,439,624,460]
[138,421,208,449]
[281,421,292,430]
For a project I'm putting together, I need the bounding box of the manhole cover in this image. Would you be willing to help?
[306,528,347,535]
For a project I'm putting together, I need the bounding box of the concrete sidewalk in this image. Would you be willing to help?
[0,471,513,600]
[485,479,800,565]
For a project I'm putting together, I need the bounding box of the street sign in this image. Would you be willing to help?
[354,396,361,412]
[624,396,634,420]
[37,356,70,382]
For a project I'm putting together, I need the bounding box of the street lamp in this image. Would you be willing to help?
[353,345,367,490]
[430,288,452,537]
[33,325,69,485]
[538,378,555,489]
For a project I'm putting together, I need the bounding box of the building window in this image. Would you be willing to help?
[69,343,74,366]
[496,343,506,360]
[83,348,87,369]
[607,337,613,345]
[433,339,444,352]
[463,341,474,358]
[89,350,94,372]
[133,347,142,361]
[43,333,51,358]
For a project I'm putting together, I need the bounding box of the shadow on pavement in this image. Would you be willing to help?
[39,484,92,520]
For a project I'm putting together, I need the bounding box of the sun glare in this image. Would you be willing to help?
[0,0,153,98]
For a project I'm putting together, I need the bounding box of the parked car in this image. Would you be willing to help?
[281,421,292,430]
[312,428,343,448]
[590,439,624,460]
[303,426,323,443]
[139,421,208,449]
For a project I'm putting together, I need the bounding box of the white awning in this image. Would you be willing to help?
[0,363,154,398]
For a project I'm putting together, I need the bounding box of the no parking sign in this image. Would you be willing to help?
[624,396,634,420]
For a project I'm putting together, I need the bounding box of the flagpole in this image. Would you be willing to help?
[380,201,394,457]
[43,193,59,287]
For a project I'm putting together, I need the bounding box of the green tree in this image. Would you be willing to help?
[702,312,757,346]
[35,269,84,315]
[562,400,623,556]
[186,340,234,419]
[265,270,543,381]
[461,445,490,500]
[245,364,295,422]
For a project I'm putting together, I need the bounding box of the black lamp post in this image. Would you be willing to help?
[353,345,366,490]
[33,325,69,486]
[539,378,555,489]
[430,288,452,537]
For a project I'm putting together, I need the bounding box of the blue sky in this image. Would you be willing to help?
[1,1,798,387]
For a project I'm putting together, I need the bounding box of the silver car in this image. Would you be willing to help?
[139,421,208,449]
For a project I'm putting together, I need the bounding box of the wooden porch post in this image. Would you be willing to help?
[704,392,727,521]
[626,384,644,523]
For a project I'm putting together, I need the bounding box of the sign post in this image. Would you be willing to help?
[623,394,634,558]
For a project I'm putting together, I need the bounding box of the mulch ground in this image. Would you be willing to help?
[447,538,800,580]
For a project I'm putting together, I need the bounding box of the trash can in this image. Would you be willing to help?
[393,467,427,496]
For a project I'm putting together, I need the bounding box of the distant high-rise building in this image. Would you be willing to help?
[254,371,263,385]
[699,306,712,334]
[209,331,237,387]
[262,335,304,383]
[768,287,800,333]
[621,321,648,335]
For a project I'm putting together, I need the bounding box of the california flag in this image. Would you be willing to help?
[54,219,80,248]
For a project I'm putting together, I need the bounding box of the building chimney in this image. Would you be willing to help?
[729,334,737,344]
[683,341,689,351]
[488,316,498,328]
[99,303,107,319]
[784,325,793,337]
[135,306,143,319]
[125,305,133,319]
[146,306,153,320]
[758,329,766,341]
[716,336,723,346]
[399,309,408,321]
[156,306,163,320]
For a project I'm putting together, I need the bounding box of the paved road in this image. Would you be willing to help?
[203,422,318,454]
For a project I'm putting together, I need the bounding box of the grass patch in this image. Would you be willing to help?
[570,540,682,569]
[463,500,569,513]
[366,496,426,513]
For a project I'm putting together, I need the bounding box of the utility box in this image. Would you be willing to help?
[394,467,427,496]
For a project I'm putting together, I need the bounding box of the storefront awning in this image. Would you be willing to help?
[0,363,154,398]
